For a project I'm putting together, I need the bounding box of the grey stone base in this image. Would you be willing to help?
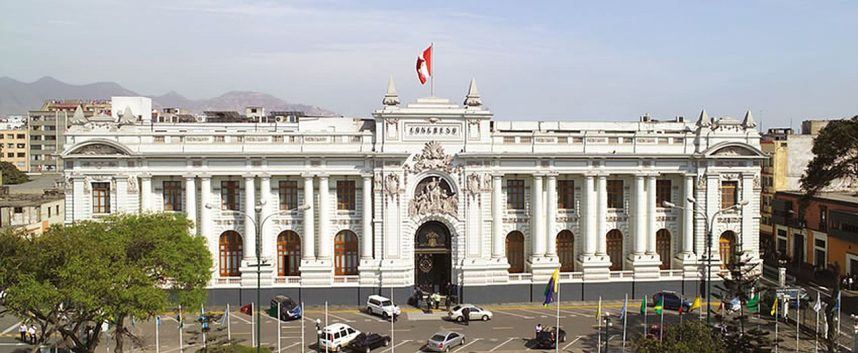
[207,286,413,307]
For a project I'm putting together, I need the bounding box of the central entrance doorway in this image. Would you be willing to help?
[414,221,452,295]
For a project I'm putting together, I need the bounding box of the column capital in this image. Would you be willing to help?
[140,173,152,179]
[243,174,256,180]
[259,173,271,180]
[360,173,373,179]
[302,173,314,180]
[546,172,559,179]
[198,173,212,180]
[317,173,330,180]
[532,173,547,178]
[491,172,504,179]
[183,173,197,180]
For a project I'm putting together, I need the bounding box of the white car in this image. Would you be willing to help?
[366,295,401,319]
[319,323,361,352]
[448,304,492,322]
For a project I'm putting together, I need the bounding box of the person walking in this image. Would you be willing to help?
[28,325,36,344]
[19,323,27,342]
[462,307,470,326]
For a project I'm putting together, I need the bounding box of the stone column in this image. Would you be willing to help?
[140,175,152,212]
[318,175,331,260]
[634,175,646,255]
[184,175,197,235]
[200,176,212,239]
[531,174,546,258]
[243,175,257,260]
[596,175,607,255]
[646,176,657,255]
[259,175,272,259]
[492,174,504,259]
[683,175,694,255]
[546,174,558,257]
[302,175,316,260]
[584,175,596,255]
[361,174,373,260]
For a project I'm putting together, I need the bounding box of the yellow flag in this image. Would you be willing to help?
[690,296,701,312]
[595,297,602,322]
[770,296,779,316]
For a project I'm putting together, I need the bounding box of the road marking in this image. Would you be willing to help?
[231,313,252,324]
[560,310,584,317]
[162,343,199,353]
[281,342,300,352]
[1,321,21,334]
[453,338,480,352]
[355,311,389,322]
[492,326,514,330]
[326,312,355,323]
[562,336,584,351]
[493,310,534,319]
[380,339,411,353]
[489,337,515,352]
[518,309,565,318]
[0,343,27,346]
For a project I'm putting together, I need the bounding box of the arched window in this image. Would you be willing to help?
[277,231,301,276]
[720,231,737,269]
[506,231,525,273]
[219,231,243,277]
[334,230,359,275]
[557,230,575,272]
[656,229,671,270]
[606,229,624,271]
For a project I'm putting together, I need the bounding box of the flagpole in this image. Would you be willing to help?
[795,294,800,353]
[201,304,207,349]
[555,282,560,353]
[179,305,184,353]
[155,316,160,353]
[277,301,281,353]
[775,296,779,353]
[301,302,305,353]
[391,286,395,353]
[251,302,256,347]
[227,303,231,342]
[596,296,602,353]
[325,301,329,353]
[815,296,819,353]
[659,303,664,341]
[643,298,647,337]
[430,42,435,97]
[622,294,628,353]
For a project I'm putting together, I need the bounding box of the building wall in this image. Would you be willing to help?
[27,111,63,173]
[0,129,30,172]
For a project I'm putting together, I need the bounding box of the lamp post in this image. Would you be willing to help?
[315,319,322,353]
[206,201,310,353]
[602,312,613,353]
[663,198,749,324]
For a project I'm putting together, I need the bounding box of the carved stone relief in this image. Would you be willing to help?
[383,174,400,198]
[72,144,126,156]
[412,141,454,173]
[408,176,458,217]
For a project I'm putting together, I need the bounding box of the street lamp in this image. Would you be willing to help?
[602,312,613,353]
[205,201,310,353]
[315,319,322,353]
[663,198,749,324]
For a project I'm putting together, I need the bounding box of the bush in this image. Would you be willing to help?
[633,321,726,353]
[0,161,28,184]
[197,344,273,353]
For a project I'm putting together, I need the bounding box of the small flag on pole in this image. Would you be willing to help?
[415,44,433,84]
[770,296,779,316]
[595,297,602,322]
[689,296,701,312]
[654,297,664,315]
[746,293,760,313]
[813,292,822,313]
[543,269,560,306]
[156,316,161,327]
[640,297,647,315]
[618,296,628,320]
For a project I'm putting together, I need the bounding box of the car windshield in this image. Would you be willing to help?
[381,300,393,307]
[452,306,461,311]
[430,334,446,341]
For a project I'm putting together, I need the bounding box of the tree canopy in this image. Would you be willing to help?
[800,116,858,195]
[0,160,30,184]
[633,320,726,353]
[0,213,212,353]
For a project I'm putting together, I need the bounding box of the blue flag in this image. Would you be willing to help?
[156,316,161,327]
[618,296,628,320]
[543,269,560,306]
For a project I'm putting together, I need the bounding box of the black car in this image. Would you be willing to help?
[533,327,566,349]
[652,291,691,311]
[269,295,302,320]
[347,332,391,353]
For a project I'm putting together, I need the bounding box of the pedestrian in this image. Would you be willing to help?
[848,276,855,290]
[535,323,543,337]
[28,325,36,344]
[426,291,433,313]
[18,323,27,342]
[431,292,441,310]
[462,307,470,326]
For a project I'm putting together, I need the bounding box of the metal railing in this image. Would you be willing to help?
[508,273,533,282]
[333,275,360,284]
[660,269,684,278]
[215,277,242,285]
[609,270,634,279]
[274,276,301,284]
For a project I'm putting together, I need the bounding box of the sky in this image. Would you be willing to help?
[1,0,857,127]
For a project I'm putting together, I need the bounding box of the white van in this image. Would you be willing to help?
[366,295,401,319]
[319,323,361,352]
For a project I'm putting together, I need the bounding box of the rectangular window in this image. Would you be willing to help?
[48,207,52,217]
[720,181,738,209]
[819,206,828,232]
[13,207,23,214]
[162,181,183,212]
[506,179,525,210]
[279,180,298,210]
[607,180,624,209]
[336,180,356,210]
[557,180,575,209]
[814,238,827,267]
[656,179,671,207]
[92,182,111,214]
[221,181,239,211]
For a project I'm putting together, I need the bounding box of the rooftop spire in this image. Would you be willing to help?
[742,109,757,129]
[696,109,710,127]
[463,78,481,107]
[382,76,400,106]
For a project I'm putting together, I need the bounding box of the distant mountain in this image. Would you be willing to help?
[0,76,336,117]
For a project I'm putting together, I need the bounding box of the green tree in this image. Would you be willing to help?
[633,321,726,353]
[800,116,858,195]
[0,161,30,184]
[712,244,774,352]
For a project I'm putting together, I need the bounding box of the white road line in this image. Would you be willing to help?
[380,339,411,353]
[323,312,355,323]
[559,310,583,317]
[493,310,534,319]
[281,342,300,352]
[453,338,480,352]
[489,337,515,352]
[492,326,514,330]
[561,336,584,351]
[162,343,199,353]
[1,321,21,334]
[518,309,565,318]
[231,313,252,324]
[0,343,27,346]
[356,311,389,322]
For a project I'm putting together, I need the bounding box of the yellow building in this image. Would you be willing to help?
[0,129,30,172]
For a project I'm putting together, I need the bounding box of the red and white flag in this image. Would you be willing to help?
[416,44,433,84]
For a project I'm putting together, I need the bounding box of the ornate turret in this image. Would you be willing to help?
[742,109,757,129]
[463,78,482,107]
[118,106,137,125]
[382,76,400,106]
[68,105,88,125]
[695,109,710,128]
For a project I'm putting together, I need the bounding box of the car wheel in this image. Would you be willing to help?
[384,338,390,347]
[456,316,464,322]
[462,338,466,345]
[367,306,372,314]
[481,315,489,321]
[383,312,389,320]
[365,347,371,353]
[444,347,450,353]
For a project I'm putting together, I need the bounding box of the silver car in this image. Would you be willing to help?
[425,331,465,352]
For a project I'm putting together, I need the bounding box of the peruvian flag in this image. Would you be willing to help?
[416,44,433,84]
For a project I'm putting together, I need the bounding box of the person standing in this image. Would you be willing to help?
[462,307,470,326]
[19,323,27,342]
[535,323,543,338]
[28,325,36,344]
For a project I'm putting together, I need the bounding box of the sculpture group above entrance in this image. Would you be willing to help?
[409,176,458,217]
[411,141,454,173]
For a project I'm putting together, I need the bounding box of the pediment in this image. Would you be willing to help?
[65,141,133,156]
[704,142,764,158]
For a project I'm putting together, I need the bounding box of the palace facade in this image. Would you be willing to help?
[61,80,764,304]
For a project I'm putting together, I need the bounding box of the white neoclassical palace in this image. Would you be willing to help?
[61,80,764,302]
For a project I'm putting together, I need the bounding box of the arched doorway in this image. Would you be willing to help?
[720,231,736,269]
[506,231,525,273]
[606,229,623,271]
[219,231,243,277]
[656,229,671,270]
[415,221,452,294]
[557,230,575,272]
[277,231,301,276]
[334,230,359,275]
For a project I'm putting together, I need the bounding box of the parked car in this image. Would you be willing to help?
[425,331,465,352]
[652,291,691,311]
[270,295,302,320]
[320,323,361,352]
[347,332,391,353]
[366,295,401,320]
[448,304,493,322]
[532,326,566,349]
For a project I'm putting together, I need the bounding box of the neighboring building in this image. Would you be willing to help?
[0,129,30,172]
[60,80,764,305]
[0,115,27,130]
[0,187,64,235]
[27,99,111,173]
[772,191,858,277]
